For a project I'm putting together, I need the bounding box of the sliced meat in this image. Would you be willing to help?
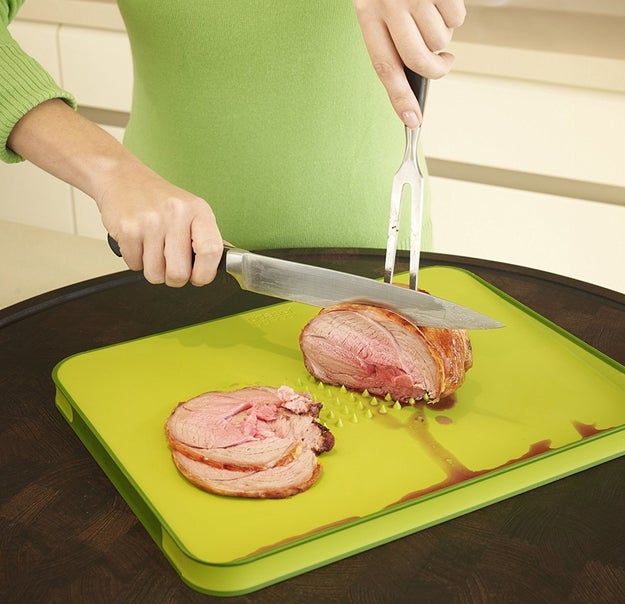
[172,449,321,499]
[170,436,301,471]
[165,386,334,498]
[299,303,472,404]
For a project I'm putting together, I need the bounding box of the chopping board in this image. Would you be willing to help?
[52,266,625,596]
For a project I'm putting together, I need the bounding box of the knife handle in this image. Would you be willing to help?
[106,234,230,273]
[404,67,428,115]
[107,234,123,257]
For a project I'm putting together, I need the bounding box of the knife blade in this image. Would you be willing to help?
[223,247,503,330]
[107,236,502,329]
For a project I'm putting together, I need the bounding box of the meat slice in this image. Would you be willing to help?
[165,386,334,498]
[299,303,472,404]
[170,436,301,471]
[172,449,321,499]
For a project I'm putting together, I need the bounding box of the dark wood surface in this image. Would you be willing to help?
[2,249,625,603]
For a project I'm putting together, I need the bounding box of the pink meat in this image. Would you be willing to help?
[165,386,334,498]
[171,449,321,499]
[299,303,472,404]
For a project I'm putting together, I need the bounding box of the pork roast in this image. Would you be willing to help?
[165,386,334,498]
[299,303,473,404]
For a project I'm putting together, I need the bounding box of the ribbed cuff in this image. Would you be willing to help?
[0,43,77,163]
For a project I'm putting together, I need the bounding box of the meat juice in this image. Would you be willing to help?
[391,409,606,506]
[310,379,609,507]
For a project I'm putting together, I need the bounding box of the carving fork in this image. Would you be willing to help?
[384,70,429,290]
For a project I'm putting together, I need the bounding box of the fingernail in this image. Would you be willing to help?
[402,111,420,128]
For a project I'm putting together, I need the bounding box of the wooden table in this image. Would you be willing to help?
[2,250,624,603]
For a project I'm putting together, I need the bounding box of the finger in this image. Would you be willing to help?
[415,2,453,53]
[141,232,166,285]
[435,0,467,29]
[355,14,423,127]
[163,218,194,287]
[115,233,144,272]
[189,216,223,287]
[384,11,454,78]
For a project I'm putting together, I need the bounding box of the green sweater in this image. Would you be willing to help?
[1,1,431,250]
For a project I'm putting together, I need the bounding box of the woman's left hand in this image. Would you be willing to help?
[353,0,466,127]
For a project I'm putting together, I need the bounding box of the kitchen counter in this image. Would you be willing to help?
[14,0,625,93]
[0,220,125,308]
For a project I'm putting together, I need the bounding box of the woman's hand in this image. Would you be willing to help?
[96,159,223,287]
[353,0,466,127]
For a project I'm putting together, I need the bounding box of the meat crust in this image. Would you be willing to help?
[299,303,472,404]
[165,386,334,498]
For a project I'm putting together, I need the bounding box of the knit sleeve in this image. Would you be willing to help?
[0,1,77,163]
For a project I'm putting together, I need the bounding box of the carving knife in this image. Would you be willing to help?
[108,236,503,330]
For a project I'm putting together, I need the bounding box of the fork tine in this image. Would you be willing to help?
[385,64,427,289]
[385,125,423,289]
[409,173,424,290]
[384,175,404,284]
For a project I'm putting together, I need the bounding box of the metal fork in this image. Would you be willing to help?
[384,70,429,291]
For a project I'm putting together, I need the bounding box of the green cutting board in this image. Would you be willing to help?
[52,266,625,596]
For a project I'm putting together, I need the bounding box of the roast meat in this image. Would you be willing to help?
[165,386,334,498]
[299,303,472,404]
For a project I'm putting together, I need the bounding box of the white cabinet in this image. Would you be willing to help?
[422,70,625,293]
[59,26,132,113]
[423,72,625,187]
[429,177,625,295]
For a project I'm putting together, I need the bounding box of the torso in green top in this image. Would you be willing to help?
[118,0,431,250]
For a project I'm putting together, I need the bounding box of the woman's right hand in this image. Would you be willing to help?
[96,158,224,288]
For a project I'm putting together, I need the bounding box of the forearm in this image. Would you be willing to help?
[7,98,140,203]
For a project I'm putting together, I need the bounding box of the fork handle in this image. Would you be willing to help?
[404,68,428,115]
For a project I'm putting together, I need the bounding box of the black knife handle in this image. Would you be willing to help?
[106,234,229,273]
[404,67,428,115]
[107,233,122,257]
